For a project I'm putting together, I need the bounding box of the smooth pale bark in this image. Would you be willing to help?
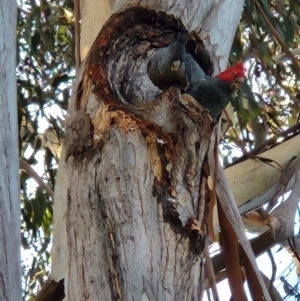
[52,1,246,300]
[212,160,300,282]
[213,133,300,229]
[212,166,300,275]
[80,0,112,60]
[0,0,21,300]
[228,134,300,212]
[208,139,271,300]
[212,150,300,284]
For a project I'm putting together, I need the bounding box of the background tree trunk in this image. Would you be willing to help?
[0,0,21,299]
[52,1,245,300]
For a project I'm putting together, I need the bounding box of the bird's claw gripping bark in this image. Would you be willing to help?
[204,108,210,115]
[212,117,218,125]
[168,86,181,97]
[204,108,217,124]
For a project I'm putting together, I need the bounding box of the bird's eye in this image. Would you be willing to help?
[231,72,236,76]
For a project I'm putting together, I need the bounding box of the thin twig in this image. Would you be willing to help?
[267,249,276,292]
[273,48,300,64]
[19,158,54,200]
[228,122,300,167]
[203,236,219,301]
[254,0,300,77]
[207,130,219,241]
[223,109,245,153]
[74,0,81,70]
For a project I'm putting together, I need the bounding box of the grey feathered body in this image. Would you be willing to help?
[147,32,233,119]
[186,77,234,120]
[183,53,206,83]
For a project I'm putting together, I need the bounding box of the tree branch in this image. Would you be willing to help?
[74,0,81,70]
[20,158,54,200]
[254,0,300,77]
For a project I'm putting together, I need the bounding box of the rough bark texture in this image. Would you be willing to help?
[80,0,112,60]
[67,11,214,300]
[52,2,245,300]
[0,0,21,300]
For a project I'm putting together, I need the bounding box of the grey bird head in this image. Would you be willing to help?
[147,31,191,91]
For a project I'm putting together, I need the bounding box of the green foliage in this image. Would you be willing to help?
[18,0,75,298]
[226,0,300,161]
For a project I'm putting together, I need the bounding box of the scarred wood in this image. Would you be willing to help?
[84,7,212,108]
[80,0,244,75]
[54,8,217,300]
[61,91,215,299]
[34,279,65,301]
[52,3,245,301]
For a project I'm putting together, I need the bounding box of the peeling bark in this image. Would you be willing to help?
[212,162,300,276]
[212,133,300,230]
[52,3,245,300]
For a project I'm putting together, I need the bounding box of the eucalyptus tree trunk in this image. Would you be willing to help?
[0,0,21,300]
[52,1,245,300]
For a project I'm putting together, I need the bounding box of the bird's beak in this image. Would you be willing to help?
[235,76,246,84]
[171,60,181,71]
[230,76,245,91]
